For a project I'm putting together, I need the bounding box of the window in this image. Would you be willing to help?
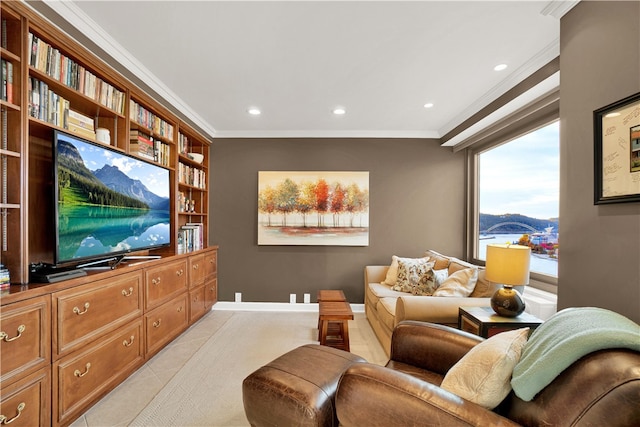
[470,121,559,283]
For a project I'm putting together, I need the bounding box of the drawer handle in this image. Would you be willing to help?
[176,269,184,276]
[153,319,162,328]
[193,264,199,270]
[177,306,183,313]
[152,277,161,285]
[74,363,91,378]
[73,302,90,315]
[123,336,135,347]
[209,259,215,264]
[0,402,26,425]
[0,325,26,342]
[121,287,134,297]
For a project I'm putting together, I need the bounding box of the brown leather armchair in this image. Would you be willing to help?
[336,321,640,427]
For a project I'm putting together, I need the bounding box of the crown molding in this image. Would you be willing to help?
[541,0,581,19]
[40,0,218,139]
[212,129,440,139]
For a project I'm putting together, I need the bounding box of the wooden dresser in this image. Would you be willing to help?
[0,247,218,427]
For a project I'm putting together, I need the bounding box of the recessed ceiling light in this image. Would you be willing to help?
[333,107,346,115]
[248,107,261,116]
[494,64,508,71]
[424,103,434,109]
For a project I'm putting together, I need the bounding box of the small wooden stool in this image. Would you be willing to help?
[318,298,354,352]
[317,289,346,302]
[317,290,347,332]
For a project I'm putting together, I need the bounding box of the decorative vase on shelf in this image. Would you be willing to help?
[490,285,526,317]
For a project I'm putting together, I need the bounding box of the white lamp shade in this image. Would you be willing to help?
[485,244,531,285]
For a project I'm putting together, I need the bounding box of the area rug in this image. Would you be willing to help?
[130,311,330,426]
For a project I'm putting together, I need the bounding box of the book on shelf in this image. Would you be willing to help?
[27,32,126,114]
[1,19,7,50]
[6,61,12,104]
[178,132,190,155]
[178,222,204,253]
[187,222,205,251]
[27,77,72,130]
[0,264,10,290]
[2,108,8,151]
[154,138,171,166]
[67,109,94,131]
[1,59,13,103]
[130,129,171,166]
[178,161,206,189]
[1,59,6,102]
[129,129,155,161]
[67,123,96,140]
[129,99,174,141]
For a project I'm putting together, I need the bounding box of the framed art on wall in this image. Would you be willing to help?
[594,92,640,204]
[258,171,369,246]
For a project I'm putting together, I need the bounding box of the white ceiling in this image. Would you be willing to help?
[40,1,577,141]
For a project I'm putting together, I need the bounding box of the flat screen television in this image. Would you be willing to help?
[53,130,171,266]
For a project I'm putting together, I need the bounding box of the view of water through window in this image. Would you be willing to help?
[478,122,559,276]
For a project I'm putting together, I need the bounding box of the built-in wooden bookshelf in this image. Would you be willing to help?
[0,5,25,286]
[0,1,212,283]
[0,2,215,426]
[177,129,209,254]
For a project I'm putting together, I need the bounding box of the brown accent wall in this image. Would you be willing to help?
[210,138,465,303]
[559,1,640,322]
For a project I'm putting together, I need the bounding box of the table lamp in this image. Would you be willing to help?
[485,243,530,317]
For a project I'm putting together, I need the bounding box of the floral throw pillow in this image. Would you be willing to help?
[382,255,431,287]
[392,258,437,295]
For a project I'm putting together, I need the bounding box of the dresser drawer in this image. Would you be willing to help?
[145,293,189,357]
[0,367,50,427]
[0,296,51,385]
[204,249,217,278]
[189,285,207,323]
[145,259,188,310]
[53,320,144,426]
[188,254,205,288]
[204,277,217,310]
[53,271,143,358]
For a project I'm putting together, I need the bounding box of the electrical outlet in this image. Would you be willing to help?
[235,292,242,302]
[290,293,297,304]
[303,293,311,304]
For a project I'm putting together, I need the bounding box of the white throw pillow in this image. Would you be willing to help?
[381,255,430,287]
[432,268,478,297]
[440,327,530,409]
[433,268,449,287]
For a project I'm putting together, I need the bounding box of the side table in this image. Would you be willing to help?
[458,306,542,338]
[317,290,353,352]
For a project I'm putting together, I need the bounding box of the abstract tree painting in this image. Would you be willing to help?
[258,171,369,245]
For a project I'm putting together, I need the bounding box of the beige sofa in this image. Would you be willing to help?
[365,249,523,355]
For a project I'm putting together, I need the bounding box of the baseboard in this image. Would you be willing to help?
[213,301,365,313]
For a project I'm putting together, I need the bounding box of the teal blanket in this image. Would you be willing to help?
[511,307,640,401]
